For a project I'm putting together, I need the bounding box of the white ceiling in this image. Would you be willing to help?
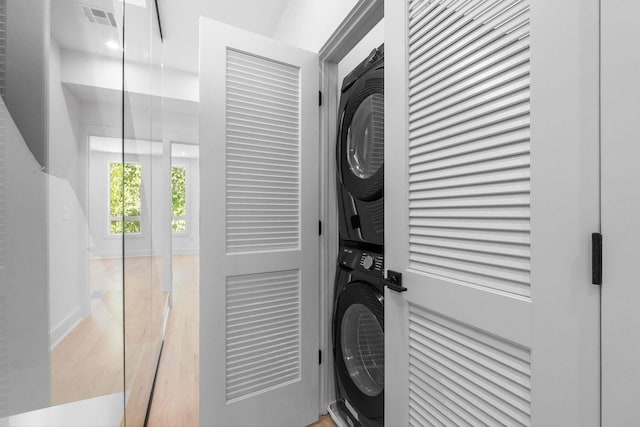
[52,0,291,74]
[52,0,126,62]
[158,0,291,73]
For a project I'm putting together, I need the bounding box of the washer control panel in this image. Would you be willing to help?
[359,252,384,272]
[338,247,384,274]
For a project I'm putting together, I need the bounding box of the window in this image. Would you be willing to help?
[172,166,187,232]
[109,162,142,234]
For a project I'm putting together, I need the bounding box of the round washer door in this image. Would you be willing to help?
[338,68,384,202]
[334,281,384,420]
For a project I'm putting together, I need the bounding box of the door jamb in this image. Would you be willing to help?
[317,0,383,413]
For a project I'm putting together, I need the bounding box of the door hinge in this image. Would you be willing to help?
[319,221,322,236]
[592,232,602,285]
[318,349,322,365]
[384,270,407,293]
[319,91,323,107]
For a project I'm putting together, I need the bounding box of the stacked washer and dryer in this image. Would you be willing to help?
[332,45,385,427]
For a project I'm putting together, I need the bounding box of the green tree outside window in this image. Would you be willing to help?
[110,162,142,234]
[172,166,187,232]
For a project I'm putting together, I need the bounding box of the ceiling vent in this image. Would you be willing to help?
[80,5,117,28]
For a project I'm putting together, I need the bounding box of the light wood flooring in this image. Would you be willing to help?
[307,415,337,427]
[147,254,200,427]
[51,257,125,405]
[51,255,166,427]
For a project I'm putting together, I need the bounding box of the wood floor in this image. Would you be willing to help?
[307,415,337,427]
[147,254,199,427]
[51,256,166,427]
[51,257,125,405]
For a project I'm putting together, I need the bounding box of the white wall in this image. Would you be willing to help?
[61,49,199,104]
[171,156,200,255]
[4,0,50,169]
[2,94,50,417]
[48,41,90,349]
[272,0,360,52]
[80,101,199,145]
[1,1,51,415]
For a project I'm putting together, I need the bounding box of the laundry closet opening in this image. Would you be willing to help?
[329,30,385,427]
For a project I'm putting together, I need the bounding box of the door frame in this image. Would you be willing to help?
[317,0,383,412]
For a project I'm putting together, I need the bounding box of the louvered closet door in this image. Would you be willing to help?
[385,1,600,425]
[199,19,319,426]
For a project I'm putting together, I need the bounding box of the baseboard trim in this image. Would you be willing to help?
[171,248,200,255]
[91,248,199,259]
[90,250,162,259]
[50,308,86,350]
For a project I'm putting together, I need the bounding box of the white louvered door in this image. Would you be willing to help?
[199,19,319,426]
[385,1,600,426]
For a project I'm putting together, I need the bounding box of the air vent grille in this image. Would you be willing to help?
[80,5,117,28]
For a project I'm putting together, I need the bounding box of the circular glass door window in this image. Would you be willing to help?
[340,303,385,396]
[346,93,385,179]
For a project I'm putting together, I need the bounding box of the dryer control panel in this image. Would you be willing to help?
[360,252,384,272]
[338,247,384,275]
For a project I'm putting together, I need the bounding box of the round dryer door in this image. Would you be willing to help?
[346,94,385,181]
[339,68,384,202]
[334,281,384,420]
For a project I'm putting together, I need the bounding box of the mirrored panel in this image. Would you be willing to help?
[1,0,167,425]
[1,0,128,424]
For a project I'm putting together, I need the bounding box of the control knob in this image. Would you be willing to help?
[362,254,375,270]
